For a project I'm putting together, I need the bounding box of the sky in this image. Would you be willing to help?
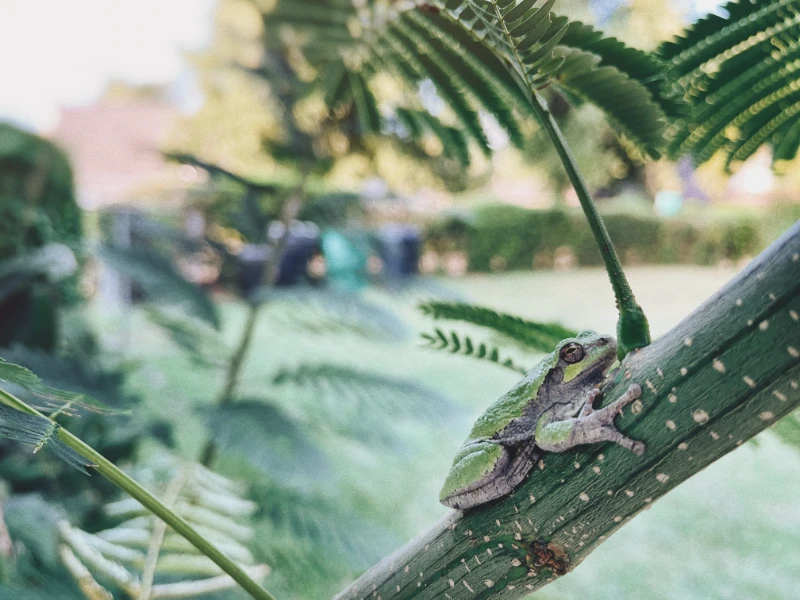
[0,0,216,131]
[0,0,725,133]
[694,0,726,14]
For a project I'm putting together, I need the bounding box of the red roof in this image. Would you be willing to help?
[49,99,178,208]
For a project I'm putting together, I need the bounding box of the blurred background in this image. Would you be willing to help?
[0,0,798,599]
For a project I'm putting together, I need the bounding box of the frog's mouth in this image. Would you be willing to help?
[566,354,617,389]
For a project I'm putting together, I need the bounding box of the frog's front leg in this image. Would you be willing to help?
[535,384,645,455]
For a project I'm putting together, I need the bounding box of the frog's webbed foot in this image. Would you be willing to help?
[537,384,645,455]
[581,384,640,421]
[582,384,645,455]
[579,388,601,417]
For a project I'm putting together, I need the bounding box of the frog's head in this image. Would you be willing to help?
[555,330,617,386]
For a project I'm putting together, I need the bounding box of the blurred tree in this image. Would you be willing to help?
[527,0,691,204]
[156,4,474,597]
[0,124,82,350]
[166,0,472,195]
[600,0,690,50]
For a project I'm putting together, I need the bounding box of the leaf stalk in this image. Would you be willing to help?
[0,387,277,600]
[529,91,651,356]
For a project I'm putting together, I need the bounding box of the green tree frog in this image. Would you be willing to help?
[440,331,644,510]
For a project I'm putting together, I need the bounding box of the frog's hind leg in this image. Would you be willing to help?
[503,440,541,491]
[443,441,540,510]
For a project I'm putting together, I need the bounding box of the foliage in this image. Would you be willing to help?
[259,0,676,166]
[1,493,88,599]
[451,205,572,271]
[421,328,527,374]
[0,403,90,473]
[0,125,83,350]
[272,363,458,446]
[431,0,671,155]
[0,365,276,599]
[96,243,220,330]
[57,453,268,600]
[660,0,800,168]
[202,400,331,487]
[251,482,398,572]
[0,354,114,415]
[0,342,167,575]
[0,124,81,261]
[160,24,464,593]
[773,408,800,450]
[142,308,226,368]
[425,203,767,272]
[419,300,574,352]
[263,288,408,341]
[0,243,78,304]
[157,147,458,597]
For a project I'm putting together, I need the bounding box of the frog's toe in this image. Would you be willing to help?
[613,431,646,455]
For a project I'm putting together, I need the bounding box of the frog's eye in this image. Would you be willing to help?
[560,342,585,363]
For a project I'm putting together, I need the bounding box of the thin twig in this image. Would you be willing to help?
[138,466,193,600]
[200,169,309,466]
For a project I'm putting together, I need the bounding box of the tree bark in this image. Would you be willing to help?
[335,221,800,600]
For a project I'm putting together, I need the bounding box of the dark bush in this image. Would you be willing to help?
[0,124,83,349]
[466,206,572,271]
[424,203,770,273]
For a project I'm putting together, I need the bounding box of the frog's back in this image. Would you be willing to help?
[466,356,553,439]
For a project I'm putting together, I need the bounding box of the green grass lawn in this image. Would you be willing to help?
[117,265,799,599]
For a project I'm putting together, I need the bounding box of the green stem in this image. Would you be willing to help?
[0,387,277,600]
[138,466,191,600]
[216,305,262,409]
[529,91,650,356]
[200,303,261,466]
[200,174,308,467]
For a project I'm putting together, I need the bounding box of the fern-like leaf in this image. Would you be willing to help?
[430,0,670,157]
[558,20,682,118]
[252,483,398,571]
[0,402,92,473]
[421,329,527,374]
[395,108,471,166]
[419,300,574,351]
[59,453,269,598]
[262,287,408,341]
[96,243,220,329]
[262,0,671,160]
[349,71,383,135]
[0,356,115,415]
[200,400,330,487]
[272,363,456,422]
[143,308,226,368]
[659,0,800,167]
[382,24,492,154]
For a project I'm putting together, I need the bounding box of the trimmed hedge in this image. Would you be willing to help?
[425,204,768,272]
